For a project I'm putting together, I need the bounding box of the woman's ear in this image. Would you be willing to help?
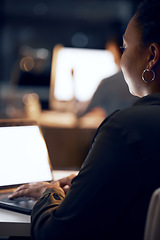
[148,43,160,70]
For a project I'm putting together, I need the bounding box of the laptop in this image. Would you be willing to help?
[0,119,53,215]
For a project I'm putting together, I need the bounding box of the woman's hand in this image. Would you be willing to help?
[8,181,61,200]
[8,174,76,199]
[55,174,76,194]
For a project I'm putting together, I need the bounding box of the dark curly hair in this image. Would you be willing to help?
[135,0,160,46]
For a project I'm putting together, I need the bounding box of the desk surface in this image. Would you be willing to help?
[38,110,104,129]
[0,170,78,237]
[0,208,31,237]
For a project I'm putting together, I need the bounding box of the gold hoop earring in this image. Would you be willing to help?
[142,69,156,83]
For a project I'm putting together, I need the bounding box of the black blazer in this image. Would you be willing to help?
[31,92,160,240]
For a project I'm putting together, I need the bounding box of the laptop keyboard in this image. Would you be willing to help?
[0,192,31,202]
[0,192,36,214]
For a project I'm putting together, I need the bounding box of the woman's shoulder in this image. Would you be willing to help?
[100,93,160,130]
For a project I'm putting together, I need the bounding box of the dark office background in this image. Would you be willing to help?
[0,0,141,82]
[0,0,142,118]
[0,0,141,166]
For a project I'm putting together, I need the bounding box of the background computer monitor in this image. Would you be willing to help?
[49,45,118,111]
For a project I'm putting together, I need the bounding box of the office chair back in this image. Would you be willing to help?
[144,188,160,240]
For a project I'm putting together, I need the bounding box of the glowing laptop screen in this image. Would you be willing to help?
[0,125,53,187]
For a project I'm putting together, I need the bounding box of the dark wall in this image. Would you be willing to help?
[0,0,140,84]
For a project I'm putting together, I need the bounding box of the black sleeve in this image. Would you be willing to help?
[31,111,143,240]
